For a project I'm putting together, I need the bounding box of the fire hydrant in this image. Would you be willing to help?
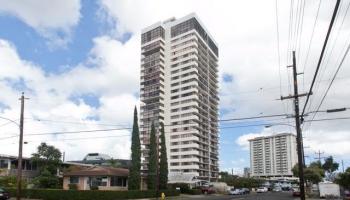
[161,192,165,200]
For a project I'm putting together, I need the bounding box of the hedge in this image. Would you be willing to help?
[5,188,180,200]
[168,183,201,195]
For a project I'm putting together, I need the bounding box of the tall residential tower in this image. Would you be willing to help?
[249,133,298,177]
[140,13,219,181]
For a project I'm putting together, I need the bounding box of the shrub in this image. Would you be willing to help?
[186,189,202,195]
[0,176,27,188]
[167,183,201,195]
[168,183,190,193]
[5,188,180,200]
[68,184,78,190]
[90,185,98,190]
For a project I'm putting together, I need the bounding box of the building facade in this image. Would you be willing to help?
[63,166,128,191]
[140,13,219,181]
[243,167,250,178]
[0,154,39,181]
[249,133,298,177]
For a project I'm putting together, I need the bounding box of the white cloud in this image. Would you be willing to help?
[0,34,139,160]
[1,0,350,167]
[235,129,274,150]
[0,0,81,48]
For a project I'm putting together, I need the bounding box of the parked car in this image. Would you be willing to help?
[229,188,243,195]
[0,188,10,200]
[241,188,250,194]
[292,187,300,197]
[344,190,350,200]
[201,185,215,194]
[273,186,282,192]
[256,187,268,193]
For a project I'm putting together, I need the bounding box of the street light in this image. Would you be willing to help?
[264,123,296,128]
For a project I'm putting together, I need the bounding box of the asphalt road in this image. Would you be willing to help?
[175,192,298,200]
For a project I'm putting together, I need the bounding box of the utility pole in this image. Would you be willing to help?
[280,51,308,200]
[342,160,345,173]
[314,150,325,163]
[17,92,28,200]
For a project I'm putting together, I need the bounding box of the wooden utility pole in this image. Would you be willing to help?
[281,51,308,200]
[314,150,325,163]
[291,51,305,200]
[17,92,28,200]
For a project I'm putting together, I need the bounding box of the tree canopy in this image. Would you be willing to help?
[159,122,168,189]
[336,167,350,189]
[322,156,339,181]
[31,142,62,188]
[292,162,325,184]
[147,123,157,190]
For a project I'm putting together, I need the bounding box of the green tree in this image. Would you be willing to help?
[304,168,323,184]
[292,164,299,177]
[147,123,157,190]
[108,158,121,168]
[128,107,141,190]
[31,143,62,188]
[335,167,350,189]
[309,161,322,169]
[292,163,324,184]
[159,122,168,189]
[322,156,339,174]
[322,156,339,181]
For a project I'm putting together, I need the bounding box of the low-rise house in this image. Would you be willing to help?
[0,154,39,181]
[63,166,128,191]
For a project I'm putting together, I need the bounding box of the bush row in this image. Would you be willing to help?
[168,183,202,195]
[6,188,180,200]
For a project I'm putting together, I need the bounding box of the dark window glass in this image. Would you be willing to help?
[0,159,8,168]
[142,26,165,44]
[171,18,218,56]
[70,176,79,184]
[110,176,127,187]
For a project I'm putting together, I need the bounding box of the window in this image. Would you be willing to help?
[0,159,8,168]
[70,176,79,184]
[110,176,127,187]
[141,26,165,44]
[89,177,108,187]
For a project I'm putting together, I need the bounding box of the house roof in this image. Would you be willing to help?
[63,166,129,177]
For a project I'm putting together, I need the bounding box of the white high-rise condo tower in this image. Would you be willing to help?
[249,133,298,178]
[140,13,219,181]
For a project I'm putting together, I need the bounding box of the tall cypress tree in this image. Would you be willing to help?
[159,122,168,189]
[147,123,157,190]
[128,106,141,190]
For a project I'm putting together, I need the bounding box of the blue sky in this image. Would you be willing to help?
[1,0,349,174]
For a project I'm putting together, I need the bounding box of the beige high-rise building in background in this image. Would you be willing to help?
[140,13,219,181]
[249,133,298,178]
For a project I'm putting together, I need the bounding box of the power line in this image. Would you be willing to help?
[32,118,131,127]
[301,0,341,117]
[312,37,350,116]
[302,0,322,89]
[1,116,350,142]
[304,28,350,131]
[296,0,306,62]
[304,0,350,121]
[219,113,289,122]
[25,134,131,143]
